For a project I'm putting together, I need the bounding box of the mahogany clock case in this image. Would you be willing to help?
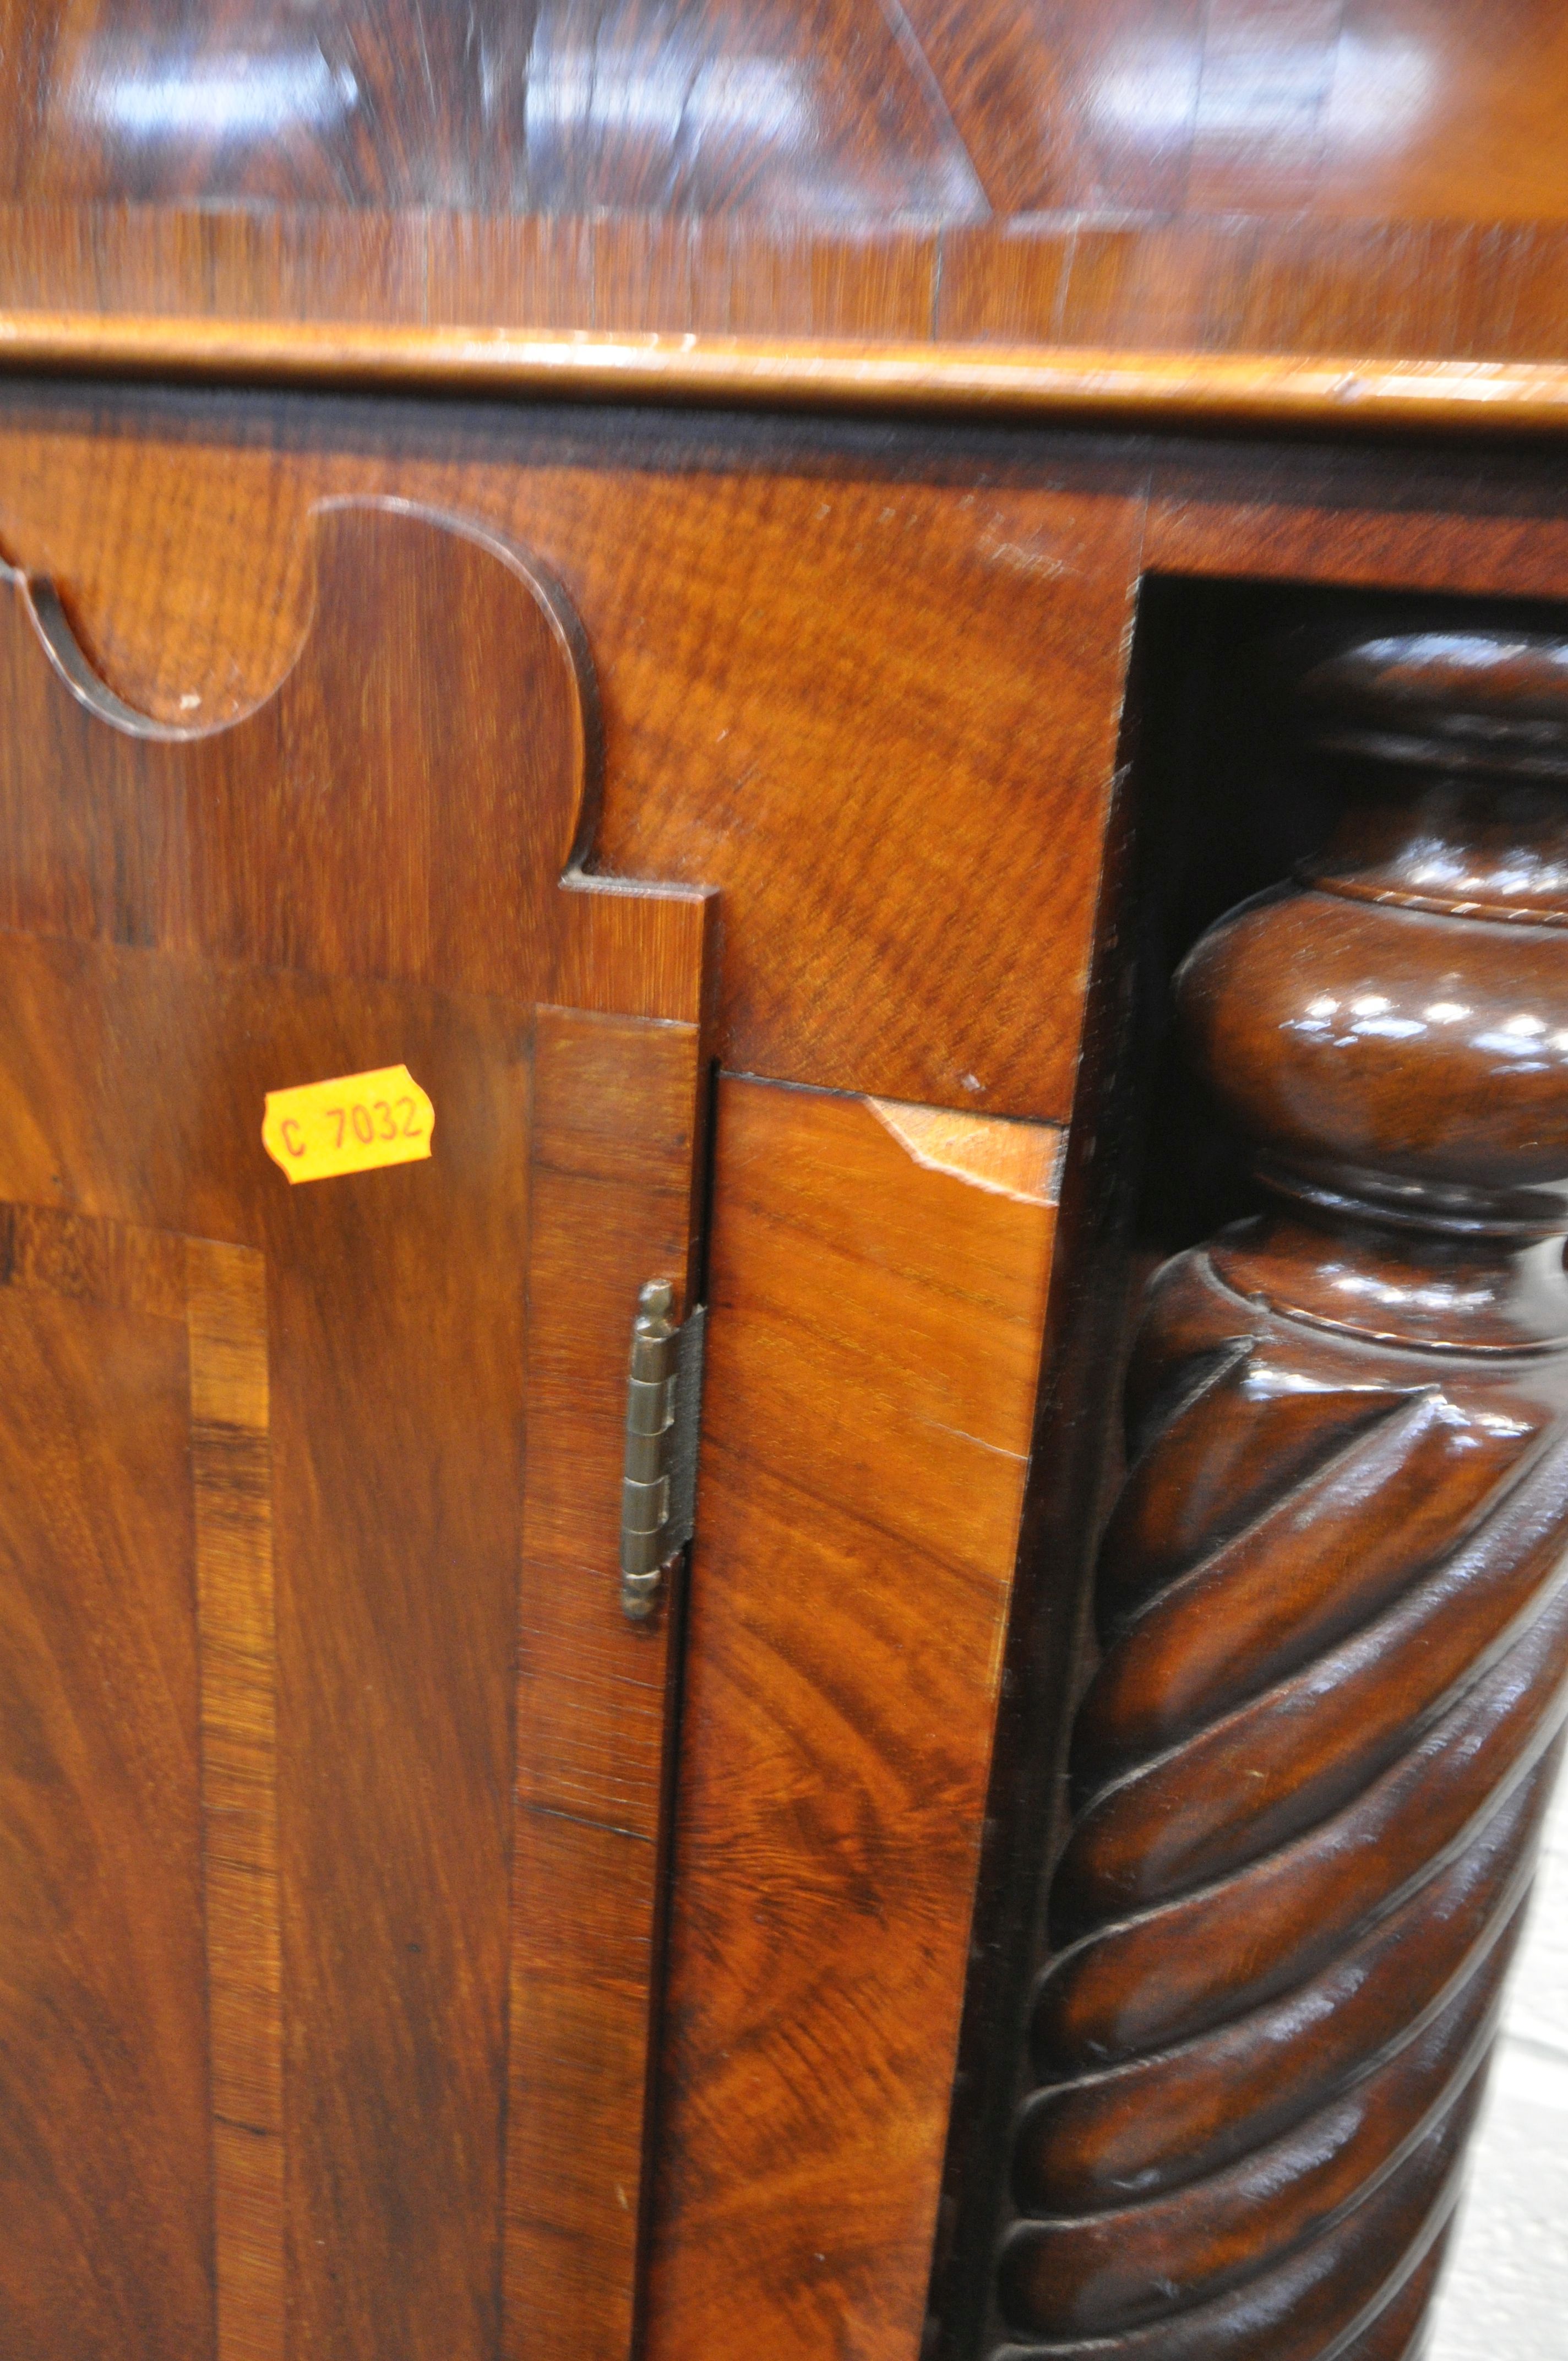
[0,368,1565,2361]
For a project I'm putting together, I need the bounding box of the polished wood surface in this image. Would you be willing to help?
[3,333,1567,2361]
[0,497,708,1021]
[0,385,1141,1121]
[12,5,1568,392]
[0,387,1140,2361]
[13,218,1568,409]
[0,504,711,2360]
[996,632,1568,2359]
[7,13,1568,2355]
[647,1078,1061,2361]
[3,1,1567,227]
[12,314,1568,436]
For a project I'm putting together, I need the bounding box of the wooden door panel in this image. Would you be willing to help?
[647,1079,1063,2361]
[0,506,711,2361]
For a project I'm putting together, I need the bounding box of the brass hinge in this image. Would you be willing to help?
[619,1280,706,1622]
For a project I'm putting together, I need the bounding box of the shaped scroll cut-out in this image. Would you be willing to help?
[998,628,1568,2361]
[0,504,712,2361]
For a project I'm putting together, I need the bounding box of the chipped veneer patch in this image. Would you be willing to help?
[866,1098,1064,1206]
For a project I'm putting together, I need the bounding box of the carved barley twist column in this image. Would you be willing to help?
[998,629,1568,2361]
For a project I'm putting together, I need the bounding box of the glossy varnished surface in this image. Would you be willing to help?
[18,215,1568,398]
[508,1004,705,2361]
[5,382,1568,2361]
[13,319,1568,443]
[995,635,1568,2359]
[1146,438,1568,603]
[0,0,988,217]
[12,5,1568,379]
[0,383,1136,2361]
[7,1,1568,224]
[186,1238,281,2358]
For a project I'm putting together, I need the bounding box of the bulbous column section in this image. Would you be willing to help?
[997,629,1568,2361]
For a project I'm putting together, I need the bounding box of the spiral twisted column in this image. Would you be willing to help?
[997,629,1568,2361]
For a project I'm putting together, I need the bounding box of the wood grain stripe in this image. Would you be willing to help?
[187,1238,284,2361]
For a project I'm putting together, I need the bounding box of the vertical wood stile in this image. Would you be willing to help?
[504,1007,704,2361]
[188,1238,284,2361]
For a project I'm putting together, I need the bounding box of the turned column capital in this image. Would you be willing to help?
[1176,627,1568,1242]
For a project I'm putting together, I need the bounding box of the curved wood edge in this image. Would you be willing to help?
[5,313,1568,435]
[0,501,712,1027]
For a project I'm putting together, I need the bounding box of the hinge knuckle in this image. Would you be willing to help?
[625,1373,672,1438]
[622,1430,665,1485]
[622,1472,670,1531]
[619,1281,706,1621]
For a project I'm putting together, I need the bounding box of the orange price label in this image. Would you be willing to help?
[262,1065,434,1185]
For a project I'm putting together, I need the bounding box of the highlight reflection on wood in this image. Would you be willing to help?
[12,3,1568,393]
[1000,632,1568,2359]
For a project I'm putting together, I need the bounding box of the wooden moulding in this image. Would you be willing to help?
[994,630,1568,2359]
[7,312,1568,436]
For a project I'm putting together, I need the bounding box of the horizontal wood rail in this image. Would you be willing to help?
[6,314,1568,435]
